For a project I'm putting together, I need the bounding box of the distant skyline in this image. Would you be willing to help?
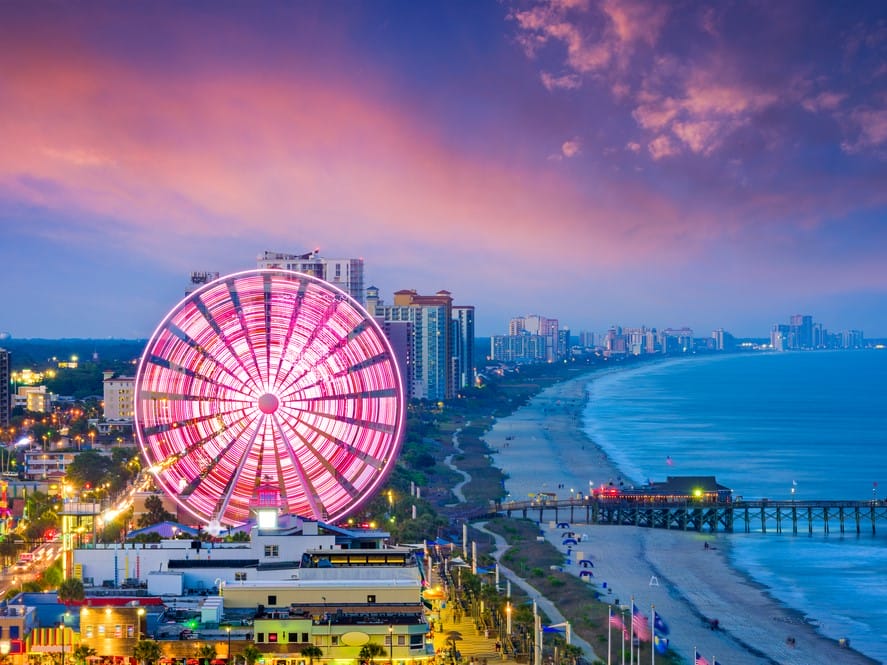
[1,1,885,339]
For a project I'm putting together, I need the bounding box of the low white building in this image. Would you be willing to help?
[72,518,391,592]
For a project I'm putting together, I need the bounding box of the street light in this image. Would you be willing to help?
[226,626,232,661]
[137,607,146,639]
[388,624,394,665]
[62,611,71,665]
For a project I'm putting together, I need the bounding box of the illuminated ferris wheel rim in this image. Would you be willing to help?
[134,268,405,528]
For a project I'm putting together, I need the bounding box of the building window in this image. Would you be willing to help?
[302,633,309,643]
[235,572,247,581]
[268,595,277,605]
[264,544,279,557]
[257,633,264,643]
[398,636,405,646]
[9,627,18,639]
[367,595,376,604]
[289,632,298,643]
[331,636,338,646]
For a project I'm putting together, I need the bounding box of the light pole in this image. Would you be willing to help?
[62,611,71,665]
[137,607,145,639]
[388,624,394,665]
[226,626,232,661]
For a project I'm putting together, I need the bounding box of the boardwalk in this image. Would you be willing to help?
[485,498,887,534]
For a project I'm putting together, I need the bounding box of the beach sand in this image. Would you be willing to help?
[485,373,876,665]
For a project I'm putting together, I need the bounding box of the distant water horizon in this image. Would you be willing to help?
[582,350,887,662]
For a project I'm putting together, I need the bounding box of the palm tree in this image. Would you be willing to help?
[197,644,217,665]
[241,644,261,665]
[300,645,323,665]
[358,643,385,665]
[133,639,162,665]
[71,645,96,665]
[57,578,85,603]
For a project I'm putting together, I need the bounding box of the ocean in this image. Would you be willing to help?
[582,350,887,663]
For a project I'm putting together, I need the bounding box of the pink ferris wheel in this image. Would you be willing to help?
[134,269,405,527]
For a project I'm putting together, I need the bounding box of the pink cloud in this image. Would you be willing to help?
[510,0,667,78]
[671,121,720,154]
[0,30,707,273]
[648,135,678,160]
[561,139,582,157]
[541,71,582,90]
[841,105,887,153]
[801,91,847,113]
[600,0,667,47]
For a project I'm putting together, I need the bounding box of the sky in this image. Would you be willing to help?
[1,0,885,339]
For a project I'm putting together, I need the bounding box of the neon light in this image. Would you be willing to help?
[134,269,405,526]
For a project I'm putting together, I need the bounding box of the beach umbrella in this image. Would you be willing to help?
[562,538,578,545]
[579,570,593,578]
[579,559,593,568]
[557,522,570,528]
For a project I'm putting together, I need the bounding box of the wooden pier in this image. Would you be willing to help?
[490,498,887,534]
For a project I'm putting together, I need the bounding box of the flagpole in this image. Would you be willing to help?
[607,606,611,665]
[621,607,625,665]
[650,606,655,665]
[629,598,634,665]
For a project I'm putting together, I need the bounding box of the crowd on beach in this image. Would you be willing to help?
[482,373,876,665]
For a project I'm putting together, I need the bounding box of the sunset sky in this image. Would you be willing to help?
[1,1,885,339]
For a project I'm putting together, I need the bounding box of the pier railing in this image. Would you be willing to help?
[480,498,887,534]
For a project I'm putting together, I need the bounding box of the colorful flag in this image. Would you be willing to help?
[653,610,670,636]
[666,455,674,466]
[653,634,669,654]
[694,650,710,665]
[609,613,625,632]
[632,604,651,642]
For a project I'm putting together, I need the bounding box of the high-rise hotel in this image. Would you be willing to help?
[0,347,9,427]
[257,249,365,305]
[367,287,474,401]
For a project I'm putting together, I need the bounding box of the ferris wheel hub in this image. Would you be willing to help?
[257,393,280,414]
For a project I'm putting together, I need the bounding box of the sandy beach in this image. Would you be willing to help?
[485,372,876,665]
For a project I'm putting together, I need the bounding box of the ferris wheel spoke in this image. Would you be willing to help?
[295,418,386,471]
[162,321,255,393]
[194,297,262,394]
[160,412,246,466]
[273,294,344,395]
[225,277,267,387]
[143,353,237,396]
[275,415,362,499]
[277,319,372,396]
[210,416,265,522]
[270,278,309,387]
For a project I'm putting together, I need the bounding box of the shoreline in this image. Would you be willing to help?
[485,370,877,665]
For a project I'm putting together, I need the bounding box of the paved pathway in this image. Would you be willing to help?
[444,424,471,505]
[473,522,597,662]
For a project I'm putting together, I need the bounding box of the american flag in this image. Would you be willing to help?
[608,612,625,632]
[695,651,710,665]
[631,605,651,642]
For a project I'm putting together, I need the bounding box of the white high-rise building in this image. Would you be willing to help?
[103,371,135,422]
[452,306,475,390]
[0,348,9,427]
[257,250,365,305]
